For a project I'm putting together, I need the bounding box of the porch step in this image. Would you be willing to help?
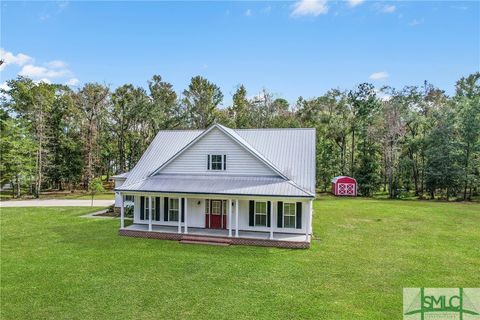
[180,240,230,246]
[180,235,232,246]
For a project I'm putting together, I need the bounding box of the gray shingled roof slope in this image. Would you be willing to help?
[121,124,315,197]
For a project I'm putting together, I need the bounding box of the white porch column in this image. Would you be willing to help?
[305,200,312,241]
[269,201,274,240]
[148,196,152,231]
[235,199,239,237]
[178,197,182,234]
[120,193,125,229]
[228,199,232,237]
[184,198,188,234]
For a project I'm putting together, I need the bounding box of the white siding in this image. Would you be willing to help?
[159,127,277,177]
[132,195,309,235]
[236,199,308,234]
[114,178,126,208]
[133,196,205,228]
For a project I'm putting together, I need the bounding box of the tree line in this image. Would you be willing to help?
[1,73,479,200]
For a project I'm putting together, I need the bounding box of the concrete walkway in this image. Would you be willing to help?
[0,199,114,207]
[80,209,115,218]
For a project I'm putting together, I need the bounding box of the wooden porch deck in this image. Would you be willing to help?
[120,224,311,249]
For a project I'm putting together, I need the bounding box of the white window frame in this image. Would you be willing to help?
[211,200,221,215]
[208,154,226,171]
[283,202,296,229]
[169,198,179,222]
[143,197,156,221]
[254,201,267,227]
[144,198,150,221]
[152,197,158,221]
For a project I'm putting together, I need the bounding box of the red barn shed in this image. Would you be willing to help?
[331,176,357,196]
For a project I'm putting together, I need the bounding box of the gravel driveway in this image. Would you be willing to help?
[0,199,114,207]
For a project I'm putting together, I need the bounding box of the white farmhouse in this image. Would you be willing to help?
[115,123,316,248]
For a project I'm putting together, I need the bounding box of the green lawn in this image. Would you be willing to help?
[1,198,479,319]
[0,191,115,201]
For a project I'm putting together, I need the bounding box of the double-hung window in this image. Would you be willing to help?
[143,197,156,221]
[283,203,296,228]
[254,201,267,227]
[144,198,150,220]
[151,198,157,221]
[208,154,226,171]
[169,198,179,222]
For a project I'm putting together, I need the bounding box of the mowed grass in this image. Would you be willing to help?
[1,198,479,319]
[0,191,115,201]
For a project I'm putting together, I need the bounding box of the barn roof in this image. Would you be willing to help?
[331,176,357,183]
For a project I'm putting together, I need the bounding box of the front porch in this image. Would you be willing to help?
[120,224,311,249]
[117,192,313,249]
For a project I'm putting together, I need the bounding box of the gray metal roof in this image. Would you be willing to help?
[121,124,316,197]
[117,174,313,198]
[124,130,203,184]
[235,128,316,194]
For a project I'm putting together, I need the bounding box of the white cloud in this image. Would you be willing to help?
[65,78,79,86]
[38,1,69,21]
[381,5,396,13]
[348,0,364,8]
[291,0,328,17]
[57,1,69,11]
[369,71,389,81]
[46,60,68,69]
[245,9,252,16]
[2,48,77,85]
[375,88,392,101]
[409,18,424,26]
[0,81,10,92]
[39,14,51,21]
[19,64,71,79]
[0,48,33,71]
[0,81,11,99]
[35,78,52,84]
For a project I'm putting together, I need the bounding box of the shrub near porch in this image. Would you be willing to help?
[1,199,479,319]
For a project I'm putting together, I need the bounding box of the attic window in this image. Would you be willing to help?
[208,154,226,171]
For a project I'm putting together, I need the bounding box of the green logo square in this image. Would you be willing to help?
[404,288,480,320]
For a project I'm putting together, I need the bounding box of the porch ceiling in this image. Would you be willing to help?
[115,174,314,198]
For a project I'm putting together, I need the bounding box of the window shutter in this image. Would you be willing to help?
[155,197,160,221]
[249,200,254,226]
[164,197,169,221]
[296,202,302,229]
[181,198,185,222]
[267,201,271,227]
[277,201,283,228]
[207,155,210,170]
[140,196,145,220]
[223,154,226,170]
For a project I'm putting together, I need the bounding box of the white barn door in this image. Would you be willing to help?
[337,183,355,196]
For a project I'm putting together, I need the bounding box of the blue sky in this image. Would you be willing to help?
[1,1,479,105]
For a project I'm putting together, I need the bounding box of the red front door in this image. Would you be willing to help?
[206,200,227,229]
